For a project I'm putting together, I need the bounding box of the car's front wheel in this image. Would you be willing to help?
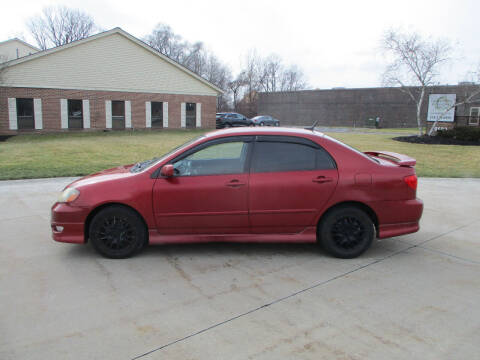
[318,206,374,258]
[89,205,147,258]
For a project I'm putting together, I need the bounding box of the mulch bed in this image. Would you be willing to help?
[393,135,480,146]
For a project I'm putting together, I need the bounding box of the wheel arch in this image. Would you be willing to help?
[317,201,379,237]
[84,202,149,245]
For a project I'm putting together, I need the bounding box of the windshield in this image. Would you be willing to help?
[130,135,206,173]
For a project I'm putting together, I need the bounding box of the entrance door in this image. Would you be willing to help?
[16,98,35,129]
[248,137,338,234]
[153,138,252,234]
[112,101,125,129]
[186,102,196,128]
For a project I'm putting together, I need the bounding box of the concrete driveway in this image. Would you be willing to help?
[0,177,479,359]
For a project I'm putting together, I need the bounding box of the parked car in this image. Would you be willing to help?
[216,112,253,128]
[51,127,423,259]
[251,115,280,126]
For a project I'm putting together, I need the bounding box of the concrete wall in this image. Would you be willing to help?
[258,85,480,128]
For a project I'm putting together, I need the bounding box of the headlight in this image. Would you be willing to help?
[58,188,80,203]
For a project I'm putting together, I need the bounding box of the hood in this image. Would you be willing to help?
[67,164,135,189]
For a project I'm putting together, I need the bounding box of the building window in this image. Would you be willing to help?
[16,98,34,129]
[68,100,83,129]
[469,107,479,125]
[186,102,196,128]
[151,102,163,128]
[112,101,125,129]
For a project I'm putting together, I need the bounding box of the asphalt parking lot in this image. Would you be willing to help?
[1,177,479,359]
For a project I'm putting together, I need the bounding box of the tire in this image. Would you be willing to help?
[260,122,265,126]
[274,122,280,127]
[318,206,374,259]
[89,205,147,259]
[224,123,232,128]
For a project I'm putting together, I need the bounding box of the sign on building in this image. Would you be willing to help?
[427,94,456,122]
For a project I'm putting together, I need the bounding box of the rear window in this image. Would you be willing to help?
[251,142,335,173]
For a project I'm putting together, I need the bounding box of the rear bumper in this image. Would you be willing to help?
[370,198,423,239]
[51,202,90,244]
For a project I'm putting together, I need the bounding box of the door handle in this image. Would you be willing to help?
[312,176,333,184]
[226,179,246,187]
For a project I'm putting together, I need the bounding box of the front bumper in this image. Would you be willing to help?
[51,202,90,244]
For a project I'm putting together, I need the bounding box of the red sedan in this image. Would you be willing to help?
[51,128,423,259]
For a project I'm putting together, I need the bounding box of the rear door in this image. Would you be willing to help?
[248,136,339,234]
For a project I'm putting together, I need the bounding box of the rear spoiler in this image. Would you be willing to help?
[364,151,416,167]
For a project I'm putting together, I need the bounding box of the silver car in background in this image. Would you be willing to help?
[251,115,280,126]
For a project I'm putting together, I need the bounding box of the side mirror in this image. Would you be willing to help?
[160,164,174,178]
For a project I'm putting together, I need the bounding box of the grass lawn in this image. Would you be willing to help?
[0,128,479,180]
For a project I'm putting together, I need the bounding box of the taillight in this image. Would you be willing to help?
[404,175,417,190]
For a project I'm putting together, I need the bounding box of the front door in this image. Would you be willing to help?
[248,137,339,234]
[152,138,252,234]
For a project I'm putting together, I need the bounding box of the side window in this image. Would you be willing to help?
[251,142,335,173]
[173,141,248,176]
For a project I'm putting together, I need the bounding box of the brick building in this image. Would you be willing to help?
[0,28,222,134]
[258,85,480,129]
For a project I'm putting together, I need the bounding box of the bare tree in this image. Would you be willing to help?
[144,23,233,110]
[382,29,452,135]
[228,73,246,111]
[259,54,282,92]
[27,6,97,50]
[144,24,186,62]
[280,65,307,91]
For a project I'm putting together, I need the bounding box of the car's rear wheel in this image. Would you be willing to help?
[260,122,265,126]
[89,205,147,259]
[224,123,232,128]
[318,206,374,258]
[274,122,280,126]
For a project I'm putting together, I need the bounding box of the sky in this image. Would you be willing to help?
[2,0,479,89]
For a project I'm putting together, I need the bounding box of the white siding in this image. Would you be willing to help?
[196,103,202,128]
[105,100,112,129]
[60,99,68,129]
[3,33,218,96]
[145,101,151,128]
[34,98,42,129]
[8,98,17,130]
[163,102,168,128]
[0,40,38,63]
[125,100,132,128]
[181,103,186,128]
[82,100,90,128]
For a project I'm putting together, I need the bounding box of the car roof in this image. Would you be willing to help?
[204,127,325,139]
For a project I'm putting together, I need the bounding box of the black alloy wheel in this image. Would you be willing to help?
[89,205,147,258]
[318,206,374,258]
